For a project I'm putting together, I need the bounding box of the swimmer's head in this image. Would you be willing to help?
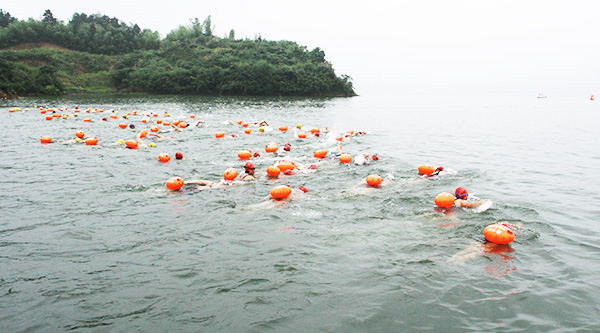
[296,123,301,129]
[244,162,255,170]
[283,170,293,175]
[308,164,317,170]
[129,124,135,129]
[231,134,236,137]
[455,187,468,199]
[102,117,107,121]
[259,127,264,132]
[436,166,444,172]
[298,186,307,193]
[253,152,260,157]
[314,132,320,137]
[175,152,183,160]
[372,154,379,161]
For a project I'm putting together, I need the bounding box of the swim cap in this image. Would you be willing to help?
[283,146,291,151]
[283,170,293,175]
[102,117,107,121]
[175,152,183,160]
[259,127,264,132]
[455,187,468,199]
[372,154,379,161]
[296,123,301,129]
[308,164,317,170]
[129,124,135,129]
[436,166,444,171]
[244,162,255,169]
[298,186,307,193]
[253,152,260,157]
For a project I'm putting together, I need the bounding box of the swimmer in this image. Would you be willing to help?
[283,142,291,151]
[354,153,379,165]
[454,187,489,208]
[245,185,308,210]
[239,162,256,181]
[422,166,446,178]
[195,120,206,127]
[448,222,521,264]
[249,120,269,127]
[276,158,310,171]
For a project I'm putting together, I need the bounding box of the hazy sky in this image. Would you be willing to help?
[3,1,599,97]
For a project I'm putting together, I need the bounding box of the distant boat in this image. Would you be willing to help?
[537,93,547,99]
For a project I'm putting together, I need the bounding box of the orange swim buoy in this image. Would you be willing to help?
[265,142,278,153]
[163,122,171,126]
[434,192,456,208]
[279,126,288,132]
[172,120,180,126]
[190,114,195,118]
[215,132,225,138]
[236,120,242,124]
[335,135,343,141]
[125,140,139,149]
[75,131,85,138]
[40,136,52,144]
[238,151,252,160]
[276,163,295,172]
[150,126,159,132]
[83,118,91,122]
[85,137,98,145]
[242,123,249,127]
[418,165,435,175]
[266,166,281,177]
[45,115,53,120]
[310,128,320,134]
[156,119,163,124]
[40,109,47,114]
[223,168,238,181]
[110,115,118,119]
[179,121,187,128]
[166,177,185,191]
[141,119,148,123]
[52,113,61,118]
[313,150,328,158]
[483,224,515,244]
[119,123,127,129]
[158,153,171,162]
[139,130,148,138]
[244,128,251,134]
[298,133,307,139]
[271,185,292,199]
[366,174,383,186]
[339,153,352,163]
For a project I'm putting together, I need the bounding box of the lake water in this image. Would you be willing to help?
[1,94,599,331]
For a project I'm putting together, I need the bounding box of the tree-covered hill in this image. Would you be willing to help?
[0,10,355,98]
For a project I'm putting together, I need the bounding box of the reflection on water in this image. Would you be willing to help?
[1,94,600,331]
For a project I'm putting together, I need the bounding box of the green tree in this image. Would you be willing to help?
[42,9,58,25]
[0,9,16,27]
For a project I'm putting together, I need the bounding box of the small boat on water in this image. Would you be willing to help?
[537,93,547,99]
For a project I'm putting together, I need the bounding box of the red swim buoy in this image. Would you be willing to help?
[125,140,138,149]
[150,126,159,132]
[434,192,456,208]
[223,168,238,181]
[271,185,292,199]
[339,153,352,163]
[266,166,281,177]
[158,153,171,162]
[76,131,85,138]
[85,137,98,145]
[40,136,52,144]
[238,151,252,160]
[418,165,435,175]
[119,123,127,129]
[276,163,295,172]
[366,174,383,186]
[156,119,163,124]
[166,177,184,190]
[265,142,278,153]
[483,224,515,244]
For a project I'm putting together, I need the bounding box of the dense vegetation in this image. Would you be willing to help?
[0,10,355,98]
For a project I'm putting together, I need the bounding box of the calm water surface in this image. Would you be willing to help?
[1,94,599,331]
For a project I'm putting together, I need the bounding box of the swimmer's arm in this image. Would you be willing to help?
[195,121,206,127]
[456,200,484,208]
[185,180,215,186]
[148,133,164,138]
[337,143,342,154]
[259,121,269,126]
